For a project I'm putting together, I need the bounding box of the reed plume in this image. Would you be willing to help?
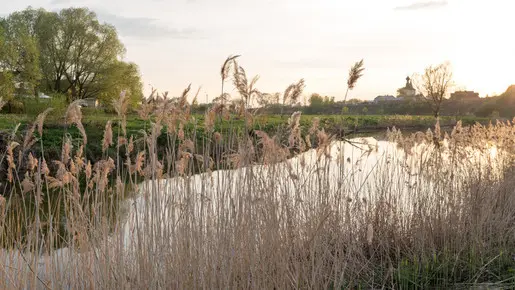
[283,79,305,106]
[35,108,53,137]
[113,90,130,135]
[65,100,88,144]
[6,141,19,183]
[102,120,113,153]
[344,59,365,103]
[281,79,305,116]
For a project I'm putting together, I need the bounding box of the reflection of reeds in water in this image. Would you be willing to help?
[0,58,514,289]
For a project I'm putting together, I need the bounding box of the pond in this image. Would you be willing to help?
[0,133,506,288]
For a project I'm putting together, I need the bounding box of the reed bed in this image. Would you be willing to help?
[0,57,514,289]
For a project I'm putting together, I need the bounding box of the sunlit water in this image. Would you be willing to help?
[0,137,504,287]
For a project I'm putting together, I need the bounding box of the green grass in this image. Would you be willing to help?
[0,111,490,133]
[0,112,490,164]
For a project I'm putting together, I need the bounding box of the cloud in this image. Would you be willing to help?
[95,11,202,40]
[394,1,448,10]
[50,0,72,4]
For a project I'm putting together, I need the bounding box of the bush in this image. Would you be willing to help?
[18,93,68,118]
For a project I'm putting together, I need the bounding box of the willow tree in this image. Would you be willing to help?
[36,8,125,100]
[2,6,142,107]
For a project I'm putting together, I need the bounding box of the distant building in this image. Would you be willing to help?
[38,92,51,99]
[83,98,100,108]
[374,95,397,103]
[374,76,422,103]
[450,91,479,101]
[397,77,417,98]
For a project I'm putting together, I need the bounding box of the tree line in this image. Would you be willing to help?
[0,7,143,112]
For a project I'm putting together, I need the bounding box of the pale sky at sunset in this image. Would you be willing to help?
[2,0,515,101]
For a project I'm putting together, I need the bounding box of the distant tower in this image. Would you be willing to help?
[406,76,414,90]
[397,76,416,98]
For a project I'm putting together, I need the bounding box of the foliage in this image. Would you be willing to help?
[18,92,68,117]
[308,93,334,106]
[475,85,515,118]
[0,11,42,100]
[96,61,143,109]
[0,72,15,105]
[38,8,125,100]
[256,92,280,108]
[0,7,142,105]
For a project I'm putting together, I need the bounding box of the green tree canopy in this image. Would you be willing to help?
[0,10,41,97]
[96,61,143,109]
[1,6,141,106]
[37,7,126,100]
[309,93,335,106]
[309,93,324,106]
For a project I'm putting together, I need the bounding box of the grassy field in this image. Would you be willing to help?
[0,109,490,160]
[0,96,514,289]
[0,89,515,289]
[0,91,510,289]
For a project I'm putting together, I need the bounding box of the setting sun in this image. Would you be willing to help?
[450,0,515,96]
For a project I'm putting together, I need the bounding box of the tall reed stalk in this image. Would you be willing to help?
[0,58,514,289]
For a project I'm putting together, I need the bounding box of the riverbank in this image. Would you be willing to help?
[1,103,514,288]
[0,112,490,164]
[1,132,514,289]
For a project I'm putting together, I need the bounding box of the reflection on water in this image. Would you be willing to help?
[0,135,504,285]
[120,136,502,247]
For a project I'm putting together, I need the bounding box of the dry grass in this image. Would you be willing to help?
[0,58,514,289]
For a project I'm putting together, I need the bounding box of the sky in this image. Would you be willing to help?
[2,0,515,102]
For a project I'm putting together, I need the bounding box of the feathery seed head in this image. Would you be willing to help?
[35,108,53,137]
[347,59,365,90]
[28,152,38,172]
[221,54,240,81]
[102,120,113,153]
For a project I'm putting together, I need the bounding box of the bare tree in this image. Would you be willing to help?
[414,62,453,119]
[256,92,279,108]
